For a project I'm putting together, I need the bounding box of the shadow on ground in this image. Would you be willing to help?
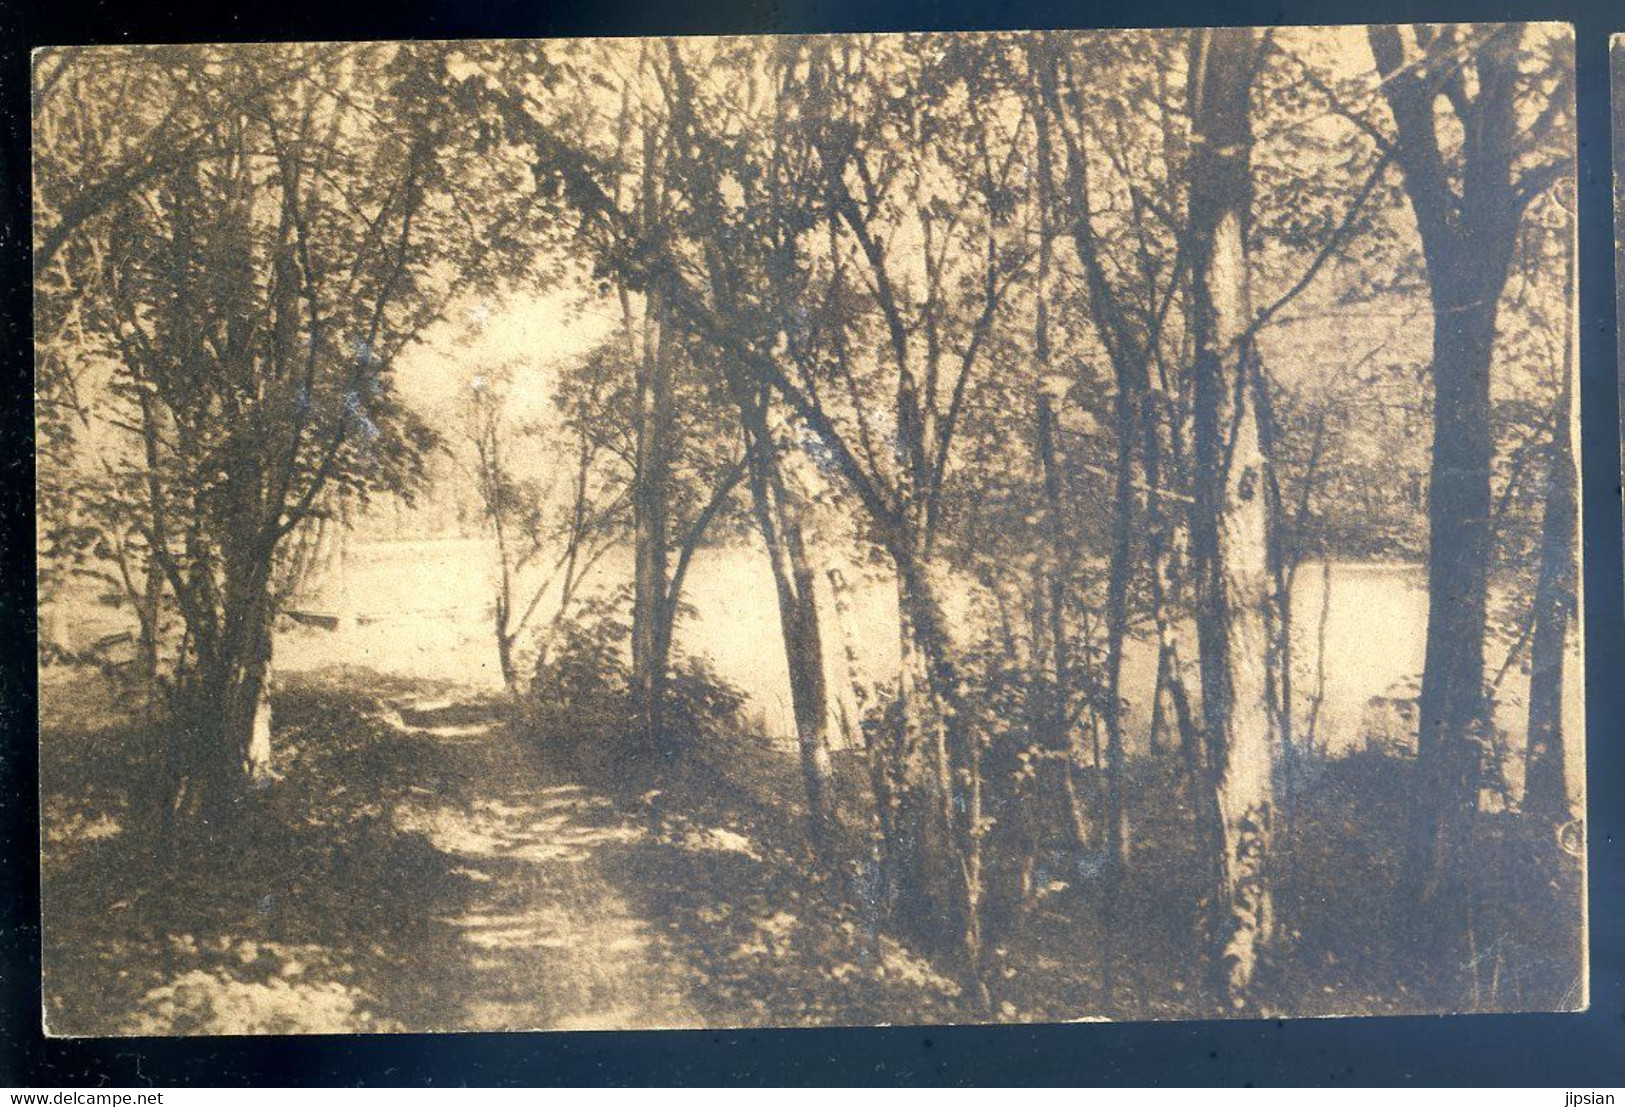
[40,663,1584,1035]
[41,666,963,1034]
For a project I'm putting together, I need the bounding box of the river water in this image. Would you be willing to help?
[278,538,1582,802]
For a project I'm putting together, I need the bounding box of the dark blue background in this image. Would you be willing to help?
[2,0,1620,1086]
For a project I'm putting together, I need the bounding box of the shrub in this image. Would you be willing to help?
[664,655,747,748]
[523,600,747,760]
[525,599,632,752]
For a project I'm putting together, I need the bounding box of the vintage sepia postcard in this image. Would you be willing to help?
[34,23,1583,1035]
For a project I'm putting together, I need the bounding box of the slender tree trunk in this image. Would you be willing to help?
[1036,395,1094,853]
[486,434,524,698]
[1187,26,1276,1010]
[496,624,520,697]
[663,46,837,832]
[1259,390,1300,912]
[137,387,169,707]
[631,317,673,760]
[127,546,164,708]
[1147,645,1169,755]
[1135,317,1216,899]
[631,86,675,766]
[783,504,839,843]
[244,623,274,779]
[1524,260,1577,822]
[738,388,838,855]
[1030,93,1093,856]
[632,301,674,765]
[1100,388,1135,874]
[1097,359,1136,1009]
[1304,558,1333,755]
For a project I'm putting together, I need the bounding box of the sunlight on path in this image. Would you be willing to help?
[380,696,702,1031]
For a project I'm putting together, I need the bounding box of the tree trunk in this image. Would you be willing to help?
[1411,291,1498,896]
[1098,367,1137,1007]
[883,547,987,1004]
[1186,26,1276,1011]
[1036,393,1094,853]
[632,295,674,765]
[496,622,520,698]
[487,448,523,698]
[1030,81,1093,856]
[244,626,274,780]
[1097,354,1136,1010]
[136,385,170,708]
[828,563,897,897]
[1147,645,1168,754]
[631,98,675,766]
[783,508,839,842]
[1100,386,1135,875]
[176,593,276,833]
[1133,254,1215,912]
[1367,31,1525,984]
[1524,277,1577,823]
[738,390,839,855]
